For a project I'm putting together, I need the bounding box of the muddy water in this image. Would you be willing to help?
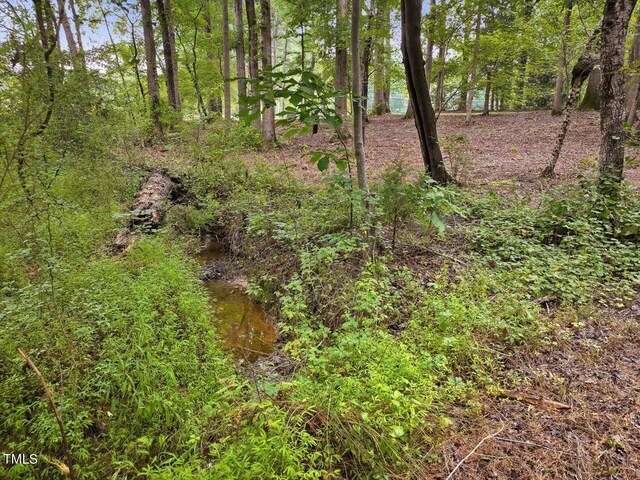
[196,239,277,361]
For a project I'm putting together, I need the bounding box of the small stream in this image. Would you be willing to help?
[195,238,277,361]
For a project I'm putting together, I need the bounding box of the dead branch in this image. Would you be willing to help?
[18,348,75,479]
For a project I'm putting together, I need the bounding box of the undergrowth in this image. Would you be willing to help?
[1,126,639,479]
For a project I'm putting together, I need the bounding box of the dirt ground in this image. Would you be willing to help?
[254,110,640,189]
[252,112,640,478]
[426,301,640,480]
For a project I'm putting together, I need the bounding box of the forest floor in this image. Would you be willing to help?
[251,110,640,190]
[246,110,640,478]
[427,300,640,479]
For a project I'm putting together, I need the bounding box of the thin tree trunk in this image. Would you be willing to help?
[351,0,368,191]
[625,14,640,125]
[222,0,231,119]
[362,1,376,123]
[335,0,349,122]
[482,68,491,116]
[203,1,221,117]
[260,0,276,143]
[156,0,180,110]
[67,0,86,68]
[401,0,450,183]
[234,0,246,102]
[541,27,600,178]
[98,0,134,114]
[424,0,436,90]
[435,42,446,112]
[245,0,260,124]
[552,0,573,116]
[465,10,481,125]
[598,0,637,189]
[57,0,78,60]
[140,0,163,136]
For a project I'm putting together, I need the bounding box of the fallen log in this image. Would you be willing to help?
[115,169,176,251]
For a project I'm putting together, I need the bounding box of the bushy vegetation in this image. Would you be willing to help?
[2,120,639,478]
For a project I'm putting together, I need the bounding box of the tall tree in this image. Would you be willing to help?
[156,0,181,110]
[541,27,600,177]
[598,0,638,189]
[222,0,231,119]
[551,0,573,116]
[67,0,86,68]
[245,0,260,124]
[335,0,349,120]
[351,0,369,190]
[260,0,276,142]
[372,4,391,115]
[234,0,247,101]
[625,14,640,125]
[401,0,450,183]
[140,0,163,136]
[465,9,481,125]
[57,0,79,60]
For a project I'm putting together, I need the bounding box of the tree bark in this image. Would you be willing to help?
[260,0,276,143]
[234,0,247,102]
[140,0,163,136]
[222,0,231,119]
[372,2,390,116]
[156,0,181,110]
[401,0,451,183]
[67,0,86,68]
[435,42,446,112]
[598,0,637,189]
[57,0,78,60]
[362,3,375,122]
[465,10,481,125]
[482,68,491,116]
[335,0,348,119]
[552,0,573,116]
[245,0,260,124]
[579,67,601,110]
[625,14,640,125]
[351,0,369,191]
[542,27,600,177]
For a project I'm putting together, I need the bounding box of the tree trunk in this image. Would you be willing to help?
[482,68,491,116]
[351,0,369,191]
[424,0,436,90]
[465,10,481,125]
[260,0,276,143]
[234,0,247,102]
[245,0,260,125]
[598,0,637,189]
[335,0,348,119]
[140,0,163,136]
[542,27,600,177]
[362,1,376,124]
[516,0,535,107]
[435,42,446,112]
[552,0,573,116]
[222,0,231,119]
[579,67,601,110]
[401,0,450,183]
[156,0,181,110]
[57,0,79,60]
[625,14,640,125]
[67,0,86,68]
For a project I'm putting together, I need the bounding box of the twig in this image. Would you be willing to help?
[18,348,75,479]
[445,425,505,479]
